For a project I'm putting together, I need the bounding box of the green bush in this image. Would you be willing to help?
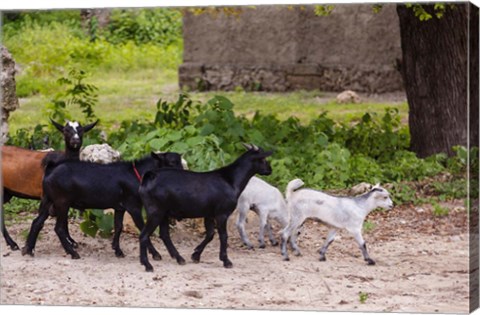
[105,8,183,46]
[6,88,474,237]
[3,10,182,98]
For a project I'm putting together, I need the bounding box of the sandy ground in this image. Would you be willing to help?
[0,202,472,313]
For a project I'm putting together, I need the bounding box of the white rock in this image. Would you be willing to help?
[80,144,121,164]
[336,90,362,104]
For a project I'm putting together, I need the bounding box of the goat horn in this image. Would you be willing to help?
[83,120,99,132]
[252,144,259,151]
[242,143,253,150]
[50,118,64,132]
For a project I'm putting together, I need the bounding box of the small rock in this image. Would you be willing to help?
[58,260,71,266]
[184,290,203,299]
[450,235,462,242]
[336,90,362,104]
[453,206,465,212]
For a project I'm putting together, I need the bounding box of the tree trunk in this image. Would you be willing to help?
[468,5,479,313]
[469,4,479,150]
[397,4,473,158]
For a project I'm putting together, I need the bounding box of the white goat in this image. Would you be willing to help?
[235,176,289,249]
[281,179,393,265]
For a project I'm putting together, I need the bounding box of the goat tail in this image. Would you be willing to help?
[285,178,304,201]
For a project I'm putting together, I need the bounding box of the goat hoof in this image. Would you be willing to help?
[145,266,154,272]
[223,260,233,268]
[115,251,126,258]
[152,253,162,261]
[319,256,326,261]
[21,247,34,257]
[293,251,302,257]
[71,252,81,259]
[259,244,266,249]
[283,257,290,262]
[191,253,201,263]
[271,241,279,247]
[366,259,376,265]
[10,243,20,251]
[177,258,186,265]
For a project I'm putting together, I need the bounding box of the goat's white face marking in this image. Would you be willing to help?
[67,121,81,139]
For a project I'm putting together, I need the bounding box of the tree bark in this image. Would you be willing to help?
[397,4,472,158]
[469,4,479,150]
[468,5,479,313]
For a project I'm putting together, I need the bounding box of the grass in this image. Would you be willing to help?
[191,90,408,123]
[10,80,409,134]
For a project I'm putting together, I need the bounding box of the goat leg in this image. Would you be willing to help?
[2,190,19,250]
[51,204,78,248]
[2,228,19,250]
[54,209,80,259]
[289,229,302,256]
[159,218,185,265]
[265,222,278,246]
[65,211,79,249]
[191,217,215,263]
[235,206,254,250]
[129,209,162,260]
[318,229,336,261]
[257,213,268,248]
[139,215,162,272]
[22,199,51,256]
[112,209,126,258]
[351,230,375,265]
[216,216,233,268]
[66,236,79,249]
[2,210,19,250]
[280,230,290,261]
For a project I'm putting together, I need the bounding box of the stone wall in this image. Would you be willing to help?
[1,46,19,144]
[179,4,403,93]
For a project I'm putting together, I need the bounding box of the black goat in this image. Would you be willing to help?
[22,152,184,259]
[138,144,273,272]
[1,119,97,250]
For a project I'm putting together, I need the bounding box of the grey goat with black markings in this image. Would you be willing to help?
[280,179,393,265]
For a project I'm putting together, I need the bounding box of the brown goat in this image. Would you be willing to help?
[1,119,97,250]
[2,146,48,200]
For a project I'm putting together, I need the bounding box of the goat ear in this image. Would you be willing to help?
[256,150,273,159]
[151,152,168,163]
[50,118,64,132]
[83,120,99,133]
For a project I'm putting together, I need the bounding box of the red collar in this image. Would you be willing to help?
[132,162,142,182]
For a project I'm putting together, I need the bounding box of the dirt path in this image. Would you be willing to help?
[0,203,470,313]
